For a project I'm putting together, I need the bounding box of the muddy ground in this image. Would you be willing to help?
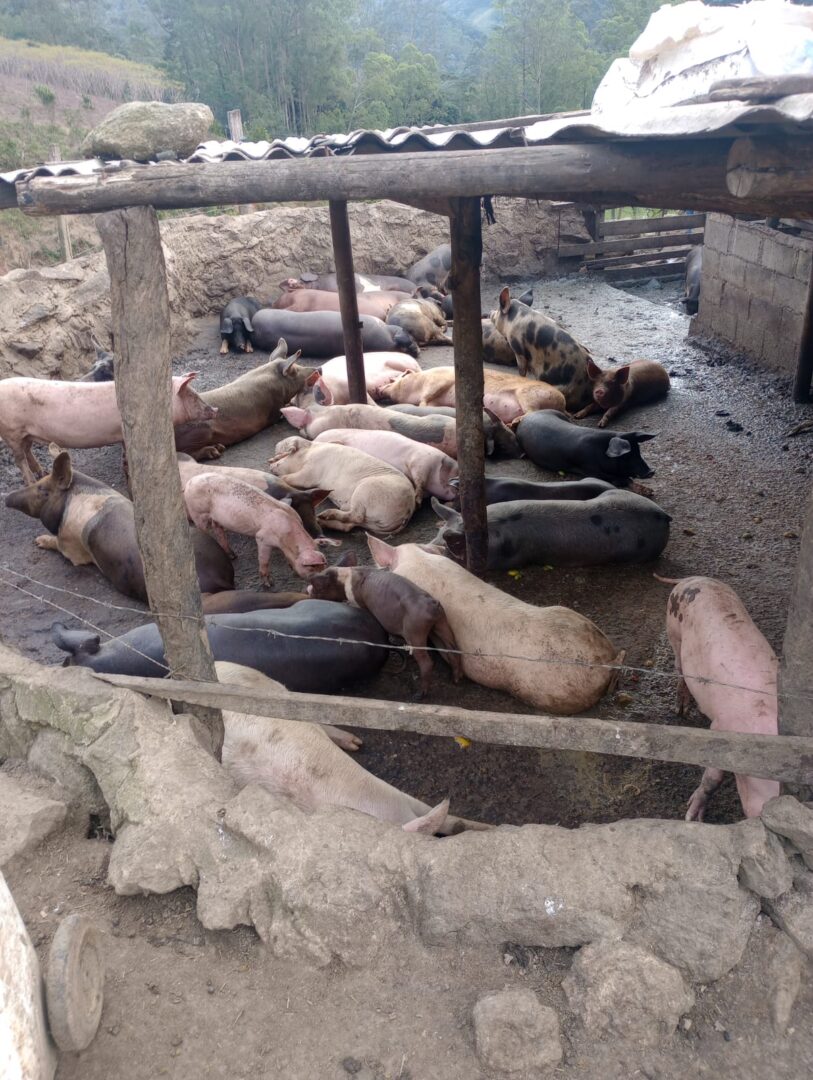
[2,275,812,1079]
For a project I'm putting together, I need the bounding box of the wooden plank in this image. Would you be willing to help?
[96,205,223,759]
[227,110,244,142]
[727,135,813,200]
[600,213,705,237]
[329,199,367,404]
[559,230,704,258]
[49,146,73,261]
[449,196,488,574]
[603,264,686,283]
[586,248,690,270]
[16,139,813,220]
[778,487,813,799]
[93,673,813,786]
[709,74,813,102]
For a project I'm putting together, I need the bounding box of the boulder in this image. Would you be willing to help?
[762,796,813,870]
[0,772,67,866]
[763,865,813,959]
[735,818,794,898]
[562,940,694,1044]
[80,101,214,162]
[762,928,805,1035]
[27,729,105,814]
[472,989,563,1074]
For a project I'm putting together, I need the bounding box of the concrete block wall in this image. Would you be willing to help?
[694,214,813,375]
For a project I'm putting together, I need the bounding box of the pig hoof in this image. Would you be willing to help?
[412,688,426,702]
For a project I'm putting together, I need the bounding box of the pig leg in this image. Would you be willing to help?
[597,405,626,429]
[572,401,601,420]
[193,445,225,461]
[210,521,236,559]
[219,339,229,355]
[685,768,725,822]
[316,509,359,532]
[35,534,60,551]
[256,539,274,587]
[403,618,434,698]
[318,724,363,751]
[672,653,692,716]
[429,612,463,683]
[628,480,655,498]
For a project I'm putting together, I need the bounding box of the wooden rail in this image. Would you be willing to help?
[562,211,706,285]
[94,673,813,786]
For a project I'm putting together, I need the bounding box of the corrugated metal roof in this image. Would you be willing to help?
[2,92,813,195]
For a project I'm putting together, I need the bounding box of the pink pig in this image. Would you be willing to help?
[312,428,458,501]
[659,575,780,821]
[317,353,421,404]
[0,372,215,483]
[182,471,335,584]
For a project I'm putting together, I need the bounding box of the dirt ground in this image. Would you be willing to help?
[2,275,812,1078]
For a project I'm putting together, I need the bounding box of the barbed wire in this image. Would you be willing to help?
[1,562,806,706]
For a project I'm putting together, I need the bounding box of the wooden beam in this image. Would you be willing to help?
[778,487,813,799]
[727,135,813,201]
[603,265,685,284]
[16,140,813,220]
[93,673,813,786]
[586,248,690,270]
[329,199,367,404]
[600,213,705,237]
[793,256,813,404]
[449,196,488,575]
[96,205,223,759]
[49,146,73,261]
[559,230,703,258]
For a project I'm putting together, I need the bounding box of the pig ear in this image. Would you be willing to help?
[606,436,631,458]
[51,451,73,489]
[306,488,331,507]
[314,376,334,403]
[631,431,657,443]
[483,407,501,425]
[241,316,253,333]
[48,442,64,459]
[431,496,460,523]
[444,530,466,559]
[221,317,234,334]
[367,534,397,568]
[499,287,511,313]
[282,351,304,375]
[403,798,450,835]
[178,371,199,389]
[517,288,533,307]
[281,406,309,429]
[337,550,357,567]
[615,365,630,385]
[270,338,289,360]
[586,358,602,380]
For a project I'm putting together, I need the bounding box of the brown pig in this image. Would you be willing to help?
[273,288,412,320]
[307,551,463,695]
[182,471,337,584]
[386,299,452,347]
[0,372,215,483]
[659,574,780,821]
[573,359,671,428]
[482,321,516,366]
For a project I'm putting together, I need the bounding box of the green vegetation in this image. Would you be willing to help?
[32,82,54,106]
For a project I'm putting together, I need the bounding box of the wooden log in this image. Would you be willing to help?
[600,213,705,237]
[16,140,813,220]
[559,230,704,258]
[449,196,488,574]
[586,248,691,271]
[49,146,73,262]
[329,199,367,404]
[603,264,686,284]
[93,673,813,786]
[727,136,813,200]
[778,487,813,799]
[96,205,223,758]
[793,256,813,404]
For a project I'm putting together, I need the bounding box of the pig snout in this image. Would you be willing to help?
[297,551,327,575]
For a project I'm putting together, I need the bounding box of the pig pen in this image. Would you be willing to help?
[1,274,812,1080]
[0,276,809,828]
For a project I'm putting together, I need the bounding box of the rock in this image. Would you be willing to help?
[472,989,562,1074]
[562,941,694,1044]
[0,772,67,865]
[735,818,794,898]
[762,796,813,869]
[764,930,805,1035]
[764,865,813,959]
[80,101,214,162]
[27,729,105,814]
[0,871,57,1079]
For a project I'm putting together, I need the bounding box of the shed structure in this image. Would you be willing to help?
[2,92,812,793]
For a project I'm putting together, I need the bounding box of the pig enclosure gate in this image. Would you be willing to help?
[3,101,813,803]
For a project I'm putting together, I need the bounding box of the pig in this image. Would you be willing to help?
[386,404,522,459]
[219,296,263,354]
[468,476,616,506]
[176,453,328,538]
[273,289,412,320]
[5,450,236,601]
[516,410,657,490]
[316,353,421,405]
[307,553,462,695]
[312,429,459,501]
[51,599,389,690]
[681,246,702,316]
[406,244,452,290]
[176,341,320,457]
[76,343,115,382]
[0,372,216,484]
[491,287,592,410]
[281,400,460,458]
[432,487,670,570]
[443,287,532,323]
[380,366,566,423]
[658,575,779,820]
[280,271,417,294]
[369,537,622,714]
[267,437,417,534]
[573,359,671,428]
[482,321,516,366]
[181,471,337,584]
[386,299,452,347]
[216,662,486,832]
[251,308,419,359]
[201,590,307,614]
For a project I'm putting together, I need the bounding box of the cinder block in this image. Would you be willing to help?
[780,306,805,349]
[703,214,730,253]
[731,223,764,263]
[743,260,775,302]
[737,318,764,359]
[722,254,748,289]
[762,234,804,278]
[748,297,783,353]
[760,329,796,371]
[796,245,813,283]
[703,246,721,279]
[720,281,750,318]
[775,274,809,313]
[715,307,739,345]
[701,274,723,308]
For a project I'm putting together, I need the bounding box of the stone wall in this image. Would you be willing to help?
[694,214,813,375]
[0,198,589,381]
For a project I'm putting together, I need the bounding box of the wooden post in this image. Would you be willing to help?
[97,205,223,758]
[778,488,813,799]
[449,196,488,574]
[793,263,813,403]
[227,109,244,142]
[727,135,813,200]
[49,145,72,262]
[329,199,367,403]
